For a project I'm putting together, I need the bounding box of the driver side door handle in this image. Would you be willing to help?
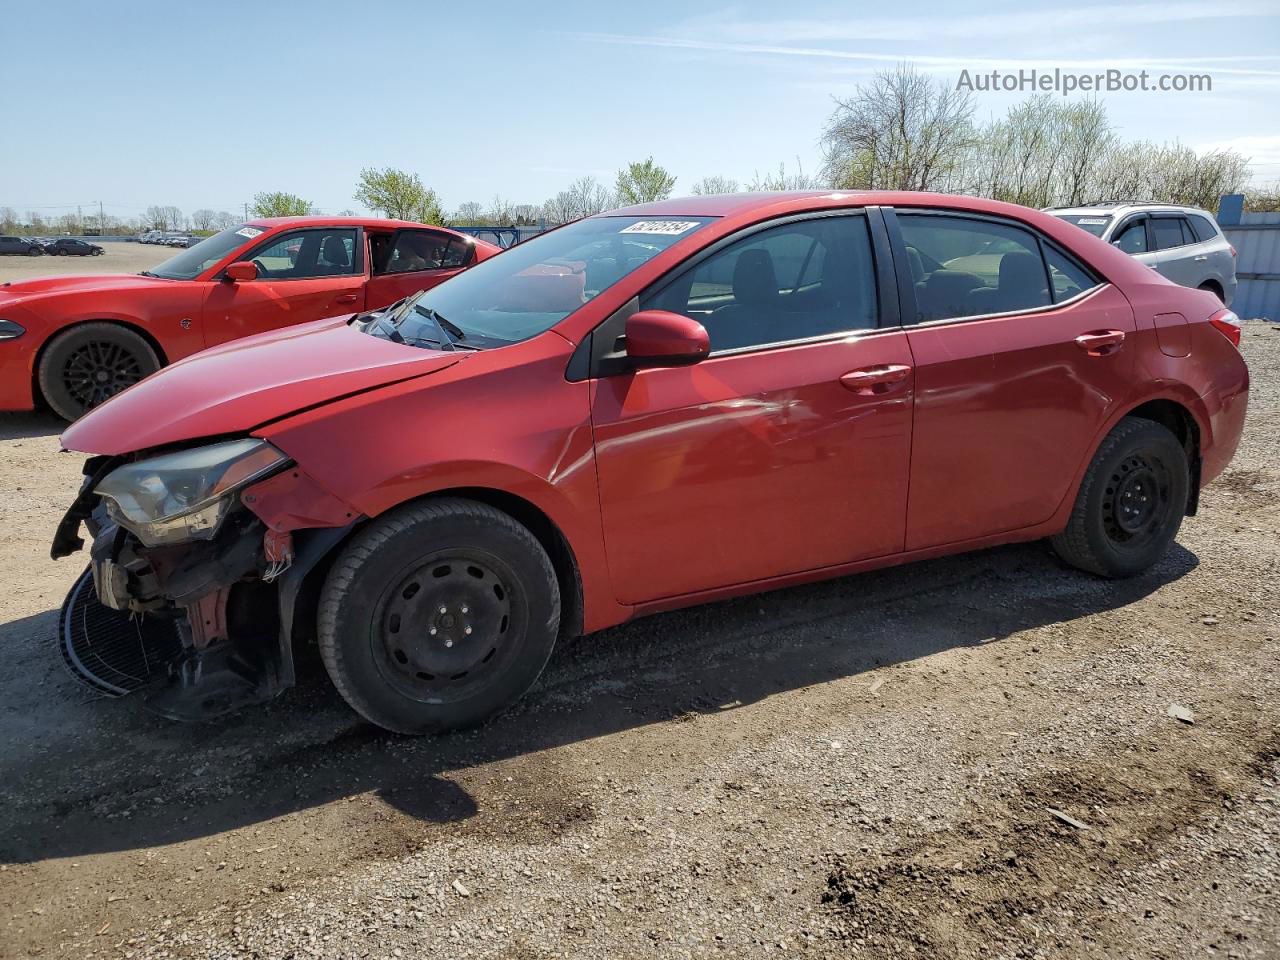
[334,294,359,304]
[840,364,912,394]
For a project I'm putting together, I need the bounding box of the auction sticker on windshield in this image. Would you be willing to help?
[1078,218,1109,224]
[620,221,702,235]
[235,227,265,239]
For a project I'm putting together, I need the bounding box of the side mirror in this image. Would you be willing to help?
[624,310,710,368]
[224,261,258,282]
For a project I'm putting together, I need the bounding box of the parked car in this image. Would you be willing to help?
[0,217,499,420]
[47,238,104,257]
[0,236,44,256]
[1046,201,1236,305]
[51,191,1249,733]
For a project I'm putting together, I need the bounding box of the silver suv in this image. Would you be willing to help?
[1046,201,1236,305]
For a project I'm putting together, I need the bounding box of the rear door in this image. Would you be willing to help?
[201,227,366,347]
[364,228,475,310]
[591,210,915,603]
[1148,215,1199,288]
[889,208,1135,550]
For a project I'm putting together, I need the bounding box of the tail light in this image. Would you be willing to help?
[1229,244,1237,257]
[1208,308,1241,347]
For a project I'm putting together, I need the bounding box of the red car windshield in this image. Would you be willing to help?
[145,224,266,280]
[376,216,715,348]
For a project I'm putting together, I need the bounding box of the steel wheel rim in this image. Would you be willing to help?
[62,341,145,409]
[371,550,519,704]
[1103,451,1173,547]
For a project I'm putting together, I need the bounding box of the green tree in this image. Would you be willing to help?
[250,192,313,218]
[354,167,445,224]
[615,157,677,205]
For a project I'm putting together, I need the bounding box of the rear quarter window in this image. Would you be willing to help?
[1187,214,1220,243]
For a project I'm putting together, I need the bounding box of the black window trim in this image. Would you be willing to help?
[883,206,1108,328]
[1148,212,1197,252]
[570,207,900,380]
[222,225,366,281]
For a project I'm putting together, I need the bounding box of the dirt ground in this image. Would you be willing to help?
[0,320,1276,960]
[0,244,176,284]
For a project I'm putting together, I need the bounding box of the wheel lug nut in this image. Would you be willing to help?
[461,605,469,613]
[429,627,437,635]
[445,639,453,648]
[439,606,448,614]
[464,626,472,635]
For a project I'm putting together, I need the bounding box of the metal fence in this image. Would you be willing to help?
[1218,195,1279,321]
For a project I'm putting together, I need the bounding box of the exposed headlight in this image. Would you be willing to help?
[0,319,25,340]
[95,438,289,546]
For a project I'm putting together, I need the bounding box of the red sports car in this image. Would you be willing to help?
[0,217,499,420]
[54,191,1248,733]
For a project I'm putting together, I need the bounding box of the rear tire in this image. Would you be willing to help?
[37,322,161,421]
[318,498,561,735]
[1051,418,1189,578]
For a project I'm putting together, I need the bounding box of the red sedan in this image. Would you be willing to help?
[0,217,499,420]
[54,191,1248,733]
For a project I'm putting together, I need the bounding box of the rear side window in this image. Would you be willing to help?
[643,215,879,352]
[1187,214,1219,242]
[1151,218,1187,251]
[897,214,1050,322]
[1044,247,1100,303]
[381,230,474,275]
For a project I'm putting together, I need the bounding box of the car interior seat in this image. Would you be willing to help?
[968,252,1049,315]
[708,248,782,350]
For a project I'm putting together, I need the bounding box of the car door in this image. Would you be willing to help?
[889,209,1135,551]
[590,211,914,604]
[201,226,367,347]
[364,228,475,310]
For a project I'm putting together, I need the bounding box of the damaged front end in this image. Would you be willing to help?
[53,439,358,720]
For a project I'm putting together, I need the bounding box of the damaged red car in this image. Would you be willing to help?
[53,192,1248,734]
[0,217,498,420]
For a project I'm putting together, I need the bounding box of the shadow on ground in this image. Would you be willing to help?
[0,411,64,441]
[0,539,1198,864]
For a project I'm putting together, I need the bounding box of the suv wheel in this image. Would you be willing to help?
[318,498,561,734]
[1051,418,1189,578]
[37,322,161,421]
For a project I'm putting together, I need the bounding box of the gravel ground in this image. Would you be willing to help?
[0,245,175,284]
[0,322,1276,960]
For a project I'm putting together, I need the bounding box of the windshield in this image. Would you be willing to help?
[1053,214,1112,238]
[147,224,265,279]
[366,215,714,349]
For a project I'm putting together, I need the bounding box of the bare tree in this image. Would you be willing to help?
[747,160,821,191]
[213,211,239,229]
[822,65,974,191]
[454,201,483,223]
[542,176,613,224]
[690,175,740,195]
[0,206,18,232]
[190,209,216,231]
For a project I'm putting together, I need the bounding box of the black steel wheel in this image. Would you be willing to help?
[1052,418,1189,577]
[374,552,518,704]
[318,498,561,734]
[37,322,161,421]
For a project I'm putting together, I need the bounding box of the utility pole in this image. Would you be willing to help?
[99,200,105,235]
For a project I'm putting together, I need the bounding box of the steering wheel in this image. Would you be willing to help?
[252,259,272,279]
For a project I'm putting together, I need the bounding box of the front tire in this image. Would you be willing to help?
[1051,418,1189,578]
[318,499,561,735]
[37,322,161,421]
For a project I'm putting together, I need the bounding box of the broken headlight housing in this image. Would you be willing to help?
[95,438,289,547]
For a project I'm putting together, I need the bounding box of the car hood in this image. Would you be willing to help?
[62,317,463,455]
[0,273,176,304]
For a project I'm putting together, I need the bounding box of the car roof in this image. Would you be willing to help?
[1045,202,1215,218]
[245,215,451,231]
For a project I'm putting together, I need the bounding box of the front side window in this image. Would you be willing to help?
[247,228,360,279]
[1151,218,1187,251]
[643,215,878,352]
[1112,218,1148,254]
[368,216,714,348]
[898,214,1050,322]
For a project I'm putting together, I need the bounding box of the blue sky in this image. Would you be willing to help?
[2,0,1278,221]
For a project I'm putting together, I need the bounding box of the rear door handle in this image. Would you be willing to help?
[1193,255,1208,262]
[1075,330,1126,355]
[334,294,359,304]
[840,364,912,393]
